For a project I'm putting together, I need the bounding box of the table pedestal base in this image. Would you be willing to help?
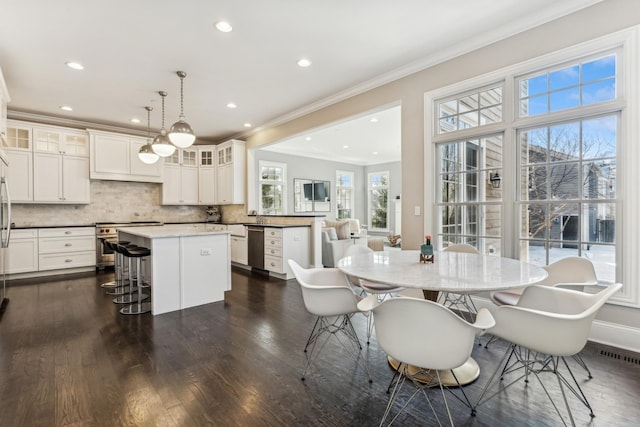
[387,356,480,387]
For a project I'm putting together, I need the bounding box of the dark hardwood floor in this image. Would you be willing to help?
[1,268,639,426]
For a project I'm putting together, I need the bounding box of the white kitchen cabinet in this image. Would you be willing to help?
[6,229,38,274]
[0,66,8,146]
[38,227,96,271]
[162,148,198,205]
[89,130,163,183]
[215,139,245,205]
[228,224,247,265]
[32,125,90,203]
[4,122,33,202]
[198,145,216,205]
[263,226,309,279]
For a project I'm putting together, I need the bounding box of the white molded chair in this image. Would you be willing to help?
[475,283,622,425]
[358,295,495,426]
[439,243,481,322]
[287,259,371,382]
[342,244,404,344]
[488,256,599,377]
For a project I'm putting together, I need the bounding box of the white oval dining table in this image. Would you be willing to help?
[338,249,548,385]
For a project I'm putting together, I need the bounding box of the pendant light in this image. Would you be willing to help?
[138,106,159,164]
[168,71,196,148]
[151,90,176,157]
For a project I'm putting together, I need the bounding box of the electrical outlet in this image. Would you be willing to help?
[414,206,420,216]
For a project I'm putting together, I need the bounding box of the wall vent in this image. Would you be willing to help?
[599,349,640,365]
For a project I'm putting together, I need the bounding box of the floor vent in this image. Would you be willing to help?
[599,349,640,365]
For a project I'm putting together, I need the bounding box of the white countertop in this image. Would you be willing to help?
[118,225,230,239]
[338,250,547,292]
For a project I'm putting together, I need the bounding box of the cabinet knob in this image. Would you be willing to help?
[65,243,72,247]
[65,231,72,234]
[65,259,73,263]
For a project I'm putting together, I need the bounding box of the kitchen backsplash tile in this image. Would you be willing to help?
[11,180,208,227]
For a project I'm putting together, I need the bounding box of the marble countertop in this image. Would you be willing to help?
[118,225,230,239]
[338,250,548,292]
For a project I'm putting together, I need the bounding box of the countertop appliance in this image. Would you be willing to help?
[96,221,163,269]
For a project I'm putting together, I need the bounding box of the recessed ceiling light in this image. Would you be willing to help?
[215,21,233,32]
[65,61,84,70]
[343,145,349,149]
[373,151,379,155]
[243,123,252,128]
[370,117,379,123]
[297,58,312,68]
[305,136,312,141]
[130,118,141,124]
[227,103,237,109]
[60,105,73,111]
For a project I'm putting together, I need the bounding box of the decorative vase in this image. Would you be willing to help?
[420,235,434,263]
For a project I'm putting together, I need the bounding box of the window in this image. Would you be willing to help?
[519,115,617,280]
[437,84,503,134]
[437,135,503,253]
[430,46,625,291]
[518,54,616,117]
[368,172,389,231]
[259,161,286,215]
[336,170,354,219]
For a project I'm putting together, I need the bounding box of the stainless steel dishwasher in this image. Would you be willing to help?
[247,226,265,270]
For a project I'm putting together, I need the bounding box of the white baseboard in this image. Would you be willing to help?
[472,297,640,354]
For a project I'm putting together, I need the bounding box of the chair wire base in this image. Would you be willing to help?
[380,362,473,426]
[301,314,371,382]
[474,344,595,426]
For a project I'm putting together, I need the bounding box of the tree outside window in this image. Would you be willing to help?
[368,172,389,231]
[259,161,286,215]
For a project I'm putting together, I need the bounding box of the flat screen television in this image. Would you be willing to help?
[302,181,329,201]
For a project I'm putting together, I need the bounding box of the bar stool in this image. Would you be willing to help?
[105,242,139,297]
[119,245,152,315]
[99,239,130,289]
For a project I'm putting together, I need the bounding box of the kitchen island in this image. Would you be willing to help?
[118,225,231,315]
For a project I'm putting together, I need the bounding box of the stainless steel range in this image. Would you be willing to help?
[95,221,163,269]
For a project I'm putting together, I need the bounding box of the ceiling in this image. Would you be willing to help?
[0,0,601,159]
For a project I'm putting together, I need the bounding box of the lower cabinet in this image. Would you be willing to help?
[263,227,309,279]
[5,227,96,277]
[6,229,39,274]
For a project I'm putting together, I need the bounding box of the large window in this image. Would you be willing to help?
[368,172,389,231]
[336,170,354,219]
[259,161,286,215]
[438,135,502,253]
[431,47,624,289]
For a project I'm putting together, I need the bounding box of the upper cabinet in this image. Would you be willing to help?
[0,66,8,151]
[89,129,163,183]
[32,125,90,203]
[162,148,198,205]
[198,146,216,205]
[5,120,90,204]
[215,139,245,205]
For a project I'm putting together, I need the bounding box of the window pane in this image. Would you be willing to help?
[521,94,548,116]
[582,203,616,244]
[523,165,547,200]
[436,84,503,134]
[479,106,502,125]
[525,203,549,239]
[549,122,580,161]
[521,74,547,96]
[479,87,502,107]
[549,65,579,90]
[550,87,580,111]
[582,79,615,105]
[549,162,580,199]
[582,115,616,159]
[550,203,579,243]
[459,112,478,128]
[583,161,616,199]
[582,55,616,82]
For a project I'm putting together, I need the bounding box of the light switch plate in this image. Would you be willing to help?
[414,206,420,215]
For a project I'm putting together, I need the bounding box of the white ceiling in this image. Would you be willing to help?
[0,0,601,161]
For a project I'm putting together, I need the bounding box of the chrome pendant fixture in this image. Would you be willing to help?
[151,90,176,157]
[168,71,196,148]
[138,106,160,164]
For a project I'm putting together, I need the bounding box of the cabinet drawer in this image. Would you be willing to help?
[39,236,95,254]
[39,227,94,238]
[264,246,281,257]
[11,229,38,239]
[264,228,282,239]
[264,237,281,249]
[264,255,283,273]
[39,251,96,271]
